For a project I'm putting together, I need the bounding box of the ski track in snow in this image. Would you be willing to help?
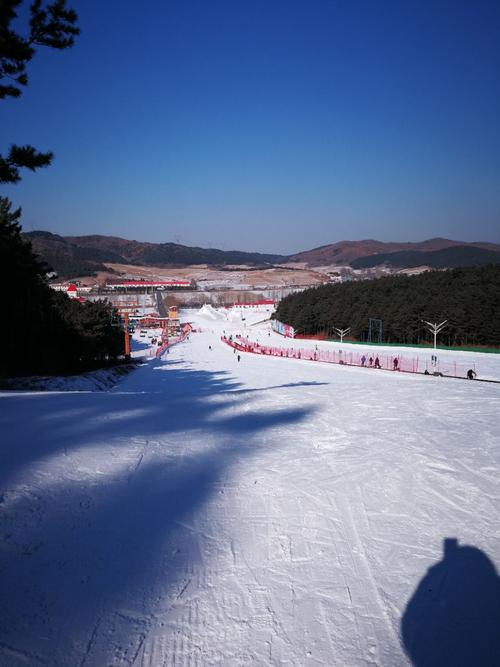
[1,308,500,665]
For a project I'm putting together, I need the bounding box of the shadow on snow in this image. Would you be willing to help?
[0,361,325,485]
[401,538,500,667]
[0,360,315,662]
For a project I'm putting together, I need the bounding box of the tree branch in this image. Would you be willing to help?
[0,145,53,184]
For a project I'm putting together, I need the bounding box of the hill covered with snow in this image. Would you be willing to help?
[1,308,499,664]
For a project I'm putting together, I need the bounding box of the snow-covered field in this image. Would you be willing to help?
[1,306,499,666]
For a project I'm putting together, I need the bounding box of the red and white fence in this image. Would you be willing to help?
[156,330,189,358]
[221,336,476,379]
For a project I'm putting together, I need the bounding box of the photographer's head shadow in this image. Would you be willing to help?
[401,538,500,667]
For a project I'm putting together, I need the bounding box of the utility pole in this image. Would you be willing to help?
[422,320,447,350]
[334,327,351,343]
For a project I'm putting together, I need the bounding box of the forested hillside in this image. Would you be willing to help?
[24,232,286,277]
[351,245,500,269]
[1,201,124,376]
[275,265,500,347]
[23,231,120,277]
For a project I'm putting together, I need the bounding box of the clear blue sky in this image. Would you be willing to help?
[2,0,500,253]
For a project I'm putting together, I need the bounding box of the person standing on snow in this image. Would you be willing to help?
[374,356,381,368]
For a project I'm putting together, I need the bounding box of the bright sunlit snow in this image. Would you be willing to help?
[1,307,499,666]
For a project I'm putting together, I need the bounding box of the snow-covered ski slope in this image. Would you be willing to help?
[1,306,500,666]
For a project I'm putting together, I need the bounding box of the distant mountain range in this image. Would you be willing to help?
[23,231,500,278]
[350,245,500,270]
[288,238,500,265]
[24,232,286,278]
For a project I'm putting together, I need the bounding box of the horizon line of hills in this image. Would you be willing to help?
[23,230,500,279]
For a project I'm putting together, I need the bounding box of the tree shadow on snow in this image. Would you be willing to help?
[0,361,314,663]
[0,363,321,485]
[401,538,500,667]
[224,380,330,395]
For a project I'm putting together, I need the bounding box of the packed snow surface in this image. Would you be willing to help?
[1,307,500,666]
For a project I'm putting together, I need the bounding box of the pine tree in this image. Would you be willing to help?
[0,5,126,377]
[0,196,51,369]
[0,0,80,183]
[0,197,123,375]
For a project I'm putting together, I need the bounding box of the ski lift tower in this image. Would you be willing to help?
[368,318,383,343]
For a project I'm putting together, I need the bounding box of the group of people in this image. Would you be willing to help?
[360,354,388,369]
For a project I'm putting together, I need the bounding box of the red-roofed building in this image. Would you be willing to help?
[50,283,88,301]
[106,280,191,290]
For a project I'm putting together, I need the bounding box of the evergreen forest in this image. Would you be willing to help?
[275,266,500,348]
[0,198,124,376]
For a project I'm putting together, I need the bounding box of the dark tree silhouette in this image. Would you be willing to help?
[0,4,121,377]
[0,0,80,183]
[0,197,124,376]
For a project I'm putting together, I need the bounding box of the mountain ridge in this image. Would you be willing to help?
[288,238,500,265]
[22,231,500,278]
[23,231,287,278]
[351,245,500,270]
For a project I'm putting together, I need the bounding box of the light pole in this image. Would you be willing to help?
[334,327,351,343]
[422,319,447,350]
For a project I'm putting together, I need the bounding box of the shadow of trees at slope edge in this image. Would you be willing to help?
[0,364,325,485]
[0,362,315,662]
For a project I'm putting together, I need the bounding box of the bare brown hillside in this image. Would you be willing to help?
[288,238,500,265]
